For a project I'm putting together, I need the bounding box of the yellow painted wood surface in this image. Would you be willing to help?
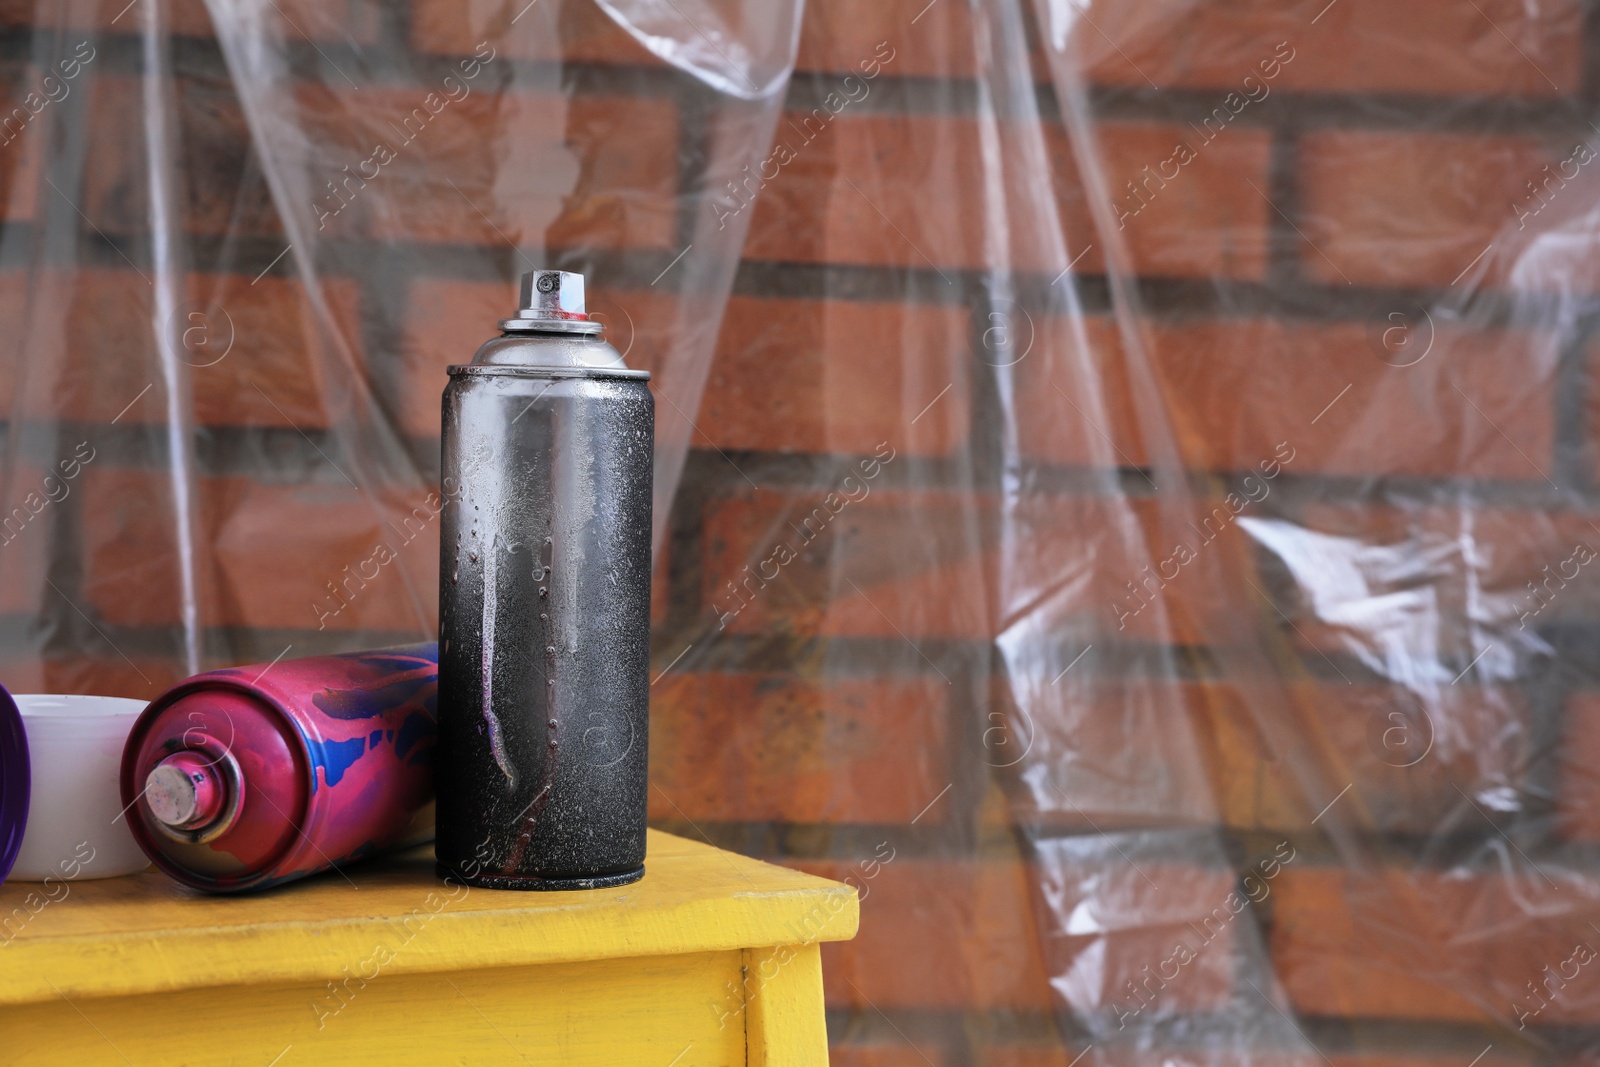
[745,943,830,1067]
[0,830,857,1065]
[4,950,746,1066]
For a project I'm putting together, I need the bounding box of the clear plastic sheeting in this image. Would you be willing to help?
[3,0,1600,1063]
[595,0,802,98]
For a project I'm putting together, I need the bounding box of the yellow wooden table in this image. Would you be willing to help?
[0,830,857,1065]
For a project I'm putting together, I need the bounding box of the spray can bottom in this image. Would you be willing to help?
[435,862,643,891]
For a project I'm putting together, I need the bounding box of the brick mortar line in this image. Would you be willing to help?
[9,21,1595,136]
[1020,463,1594,507]
[667,55,717,252]
[7,227,695,293]
[1518,649,1570,846]
[817,1001,1592,1049]
[1085,83,1598,137]
[1579,0,1600,110]
[651,623,1578,695]
[124,24,1600,142]
[1263,121,1305,286]
[16,226,1596,333]
[792,64,1600,139]
[20,418,1600,545]
[663,444,714,638]
[5,29,698,101]
[729,262,1592,324]
[677,448,1600,515]
[1553,304,1600,489]
[658,816,1600,889]
[0,609,1442,693]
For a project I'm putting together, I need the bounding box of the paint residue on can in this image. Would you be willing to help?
[119,644,438,893]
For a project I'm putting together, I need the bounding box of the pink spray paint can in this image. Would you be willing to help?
[119,644,437,893]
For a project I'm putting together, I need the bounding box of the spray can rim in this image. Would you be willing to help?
[120,679,312,892]
[446,363,650,382]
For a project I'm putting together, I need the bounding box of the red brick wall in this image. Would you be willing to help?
[1,0,1596,1064]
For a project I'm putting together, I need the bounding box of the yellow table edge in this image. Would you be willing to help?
[0,829,859,1008]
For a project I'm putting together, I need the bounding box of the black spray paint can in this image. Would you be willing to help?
[437,270,653,890]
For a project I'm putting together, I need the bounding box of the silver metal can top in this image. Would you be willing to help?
[500,270,603,335]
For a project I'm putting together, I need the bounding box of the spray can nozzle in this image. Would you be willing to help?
[500,271,602,334]
[142,745,244,846]
[145,752,225,829]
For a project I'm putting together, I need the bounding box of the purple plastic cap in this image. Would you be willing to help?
[0,683,27,886]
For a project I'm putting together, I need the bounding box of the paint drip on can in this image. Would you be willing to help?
[119,644,438,893]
